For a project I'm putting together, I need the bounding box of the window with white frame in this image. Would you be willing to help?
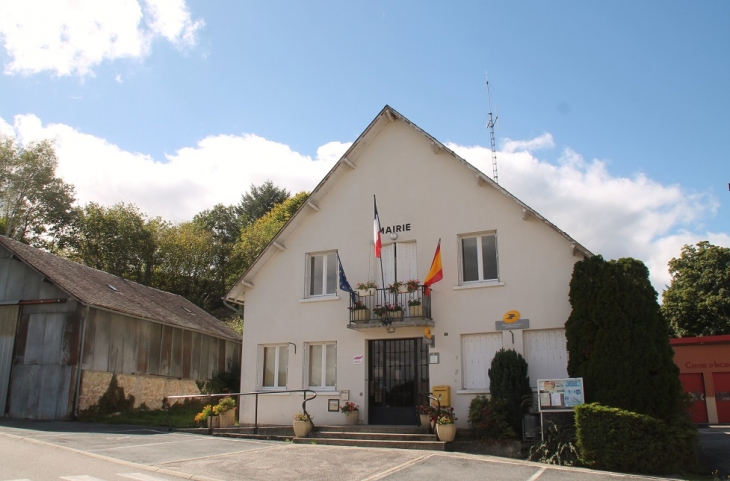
[462,332,503,390]
[259,344,288,389]
[459,232,498,283]
[306,251,337,297]
[306,342,337,390]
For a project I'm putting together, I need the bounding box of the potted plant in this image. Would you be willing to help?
[386,303,404,319]
[341,401,360,425]
[213,396,237,428]
[416,403,435,429]
[293,411,313,437]
[194,404,213,427]
[356,281,377,297]
[405,279,421,293]
[387,281,407,294]
[435,407,458,442]
[373,304,388,318]
[408,298,423,318]
[349,300,370,323]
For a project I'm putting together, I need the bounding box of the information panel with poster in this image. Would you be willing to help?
[537,378,584,412]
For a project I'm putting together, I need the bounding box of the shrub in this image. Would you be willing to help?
[528,420,580,466]
[575,403,697,474]
[467,395,517,440]
[488,349,532,435]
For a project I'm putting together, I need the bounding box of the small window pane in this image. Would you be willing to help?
[481,235,498,280]
[309,344,323,387]
[310,255,324,295]
[462,237,479,282]
[263,347,275,387]
[326,253,337,295]
[325,344,337,387]
[278,347,288,387]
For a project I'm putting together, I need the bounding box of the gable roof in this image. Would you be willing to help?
[0,235,240,342]
[226,105,592,304]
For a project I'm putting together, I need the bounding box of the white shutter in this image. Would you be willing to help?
[462,333,503,390]
[381,244,395,287]
[396,242,418,282]
[524,329,569,385]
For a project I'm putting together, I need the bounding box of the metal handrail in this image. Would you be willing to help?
[416,392,441,435]
[349,285,432,325]
[162,389,317,434]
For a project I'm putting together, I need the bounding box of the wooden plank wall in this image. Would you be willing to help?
[81,308,240,381]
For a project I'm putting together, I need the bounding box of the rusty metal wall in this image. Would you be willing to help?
[81,308,238,381]
[0,305,20,415]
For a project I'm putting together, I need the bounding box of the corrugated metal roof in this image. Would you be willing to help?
[0,235,240,342]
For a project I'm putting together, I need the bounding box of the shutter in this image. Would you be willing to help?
[525,329,568,384]
[381,244,395,287]
[396,242,418,282]
[462,333,502,390]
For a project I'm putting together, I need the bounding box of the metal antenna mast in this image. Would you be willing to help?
[486,76,499,184]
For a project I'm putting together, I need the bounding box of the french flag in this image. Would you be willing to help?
[373,196,382,258]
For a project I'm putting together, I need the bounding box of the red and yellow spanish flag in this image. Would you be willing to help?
[423,239,443,295]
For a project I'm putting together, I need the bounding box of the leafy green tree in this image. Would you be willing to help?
[153,222,219,310]
[565,255,683,422]
[662,241,730,337]
[235,180,289,225]
[229,191,308,285]
[0,136,76,246]
[67,202,159,284]
[488,348,533,436]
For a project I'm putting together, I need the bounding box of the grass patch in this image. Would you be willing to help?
[79,398,213,429]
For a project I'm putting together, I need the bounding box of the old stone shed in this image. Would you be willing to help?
[0,235,241,419]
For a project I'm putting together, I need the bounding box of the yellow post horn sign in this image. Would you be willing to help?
[424,327,433,339]
[503,310,520,324]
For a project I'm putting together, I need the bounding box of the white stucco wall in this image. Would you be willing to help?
[235,116,585,428]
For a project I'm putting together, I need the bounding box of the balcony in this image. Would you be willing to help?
[347,285,434,330]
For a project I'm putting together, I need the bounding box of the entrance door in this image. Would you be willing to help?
[368,338,429,425]
[679,373,708,423]
[713,372,730,423]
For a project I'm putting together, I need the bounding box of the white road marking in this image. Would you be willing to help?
[60,476,107,481]
[526,467,547,481]
[117,473,173,481]
[91,438,201,451]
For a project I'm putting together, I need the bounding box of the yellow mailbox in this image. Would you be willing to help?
[432,385,451,407]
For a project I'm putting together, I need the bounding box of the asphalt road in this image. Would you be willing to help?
[0,420,695,481]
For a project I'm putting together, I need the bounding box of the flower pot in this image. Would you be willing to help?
[409,305,423,318]
[357,288,375,297]
[352,309,370,323]
[344,411,359,425]
[388,310,403,320]
[436,423,457,442]
[207,415,220,429]
[419,414,431,428]
[293,420,312,437]
[219,408,236,428]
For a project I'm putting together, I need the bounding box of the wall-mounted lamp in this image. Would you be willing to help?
[386,326,396,334]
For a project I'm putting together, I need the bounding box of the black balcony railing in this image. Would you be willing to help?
[348,285,432,326]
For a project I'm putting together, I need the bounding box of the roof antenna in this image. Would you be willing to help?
[486,75,499,184]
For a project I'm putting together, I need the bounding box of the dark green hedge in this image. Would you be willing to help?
[575,403,697,474]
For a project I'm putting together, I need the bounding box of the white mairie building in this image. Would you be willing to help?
[225,105,592,428]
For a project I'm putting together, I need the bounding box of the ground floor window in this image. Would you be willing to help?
[462,332,503,390]
[306,342,336,389]
[524,329,569,386]
[259,344,288,389]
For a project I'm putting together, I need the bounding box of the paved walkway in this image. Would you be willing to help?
[1,420,724,481]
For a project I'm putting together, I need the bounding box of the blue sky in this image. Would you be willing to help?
[0,0,728,292]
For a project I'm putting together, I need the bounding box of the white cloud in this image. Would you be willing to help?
[0,0,203,77]
[447,139,725,294]
[6,113,349,223]
[502,133,555,153]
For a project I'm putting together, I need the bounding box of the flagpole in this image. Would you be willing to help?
[374,195,387,324]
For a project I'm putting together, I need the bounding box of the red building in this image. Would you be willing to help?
[670,335,730,424]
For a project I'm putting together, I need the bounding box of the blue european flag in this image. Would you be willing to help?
[337,253,356,303]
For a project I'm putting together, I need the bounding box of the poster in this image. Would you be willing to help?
[537,378,584,411]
